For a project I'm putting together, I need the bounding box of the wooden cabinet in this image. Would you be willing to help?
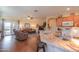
[56,15,79,27]
[74,15,79,27]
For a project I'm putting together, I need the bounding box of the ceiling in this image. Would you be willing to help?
[0,6,79,19]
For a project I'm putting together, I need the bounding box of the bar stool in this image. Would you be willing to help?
[37,33,47,52]
[37,41,47,52]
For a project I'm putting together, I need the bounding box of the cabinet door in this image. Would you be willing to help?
[74,15,79,27]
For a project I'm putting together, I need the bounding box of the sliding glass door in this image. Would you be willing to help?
[4,21,12,36]
[3,20,19,36]
[0,18,19,38]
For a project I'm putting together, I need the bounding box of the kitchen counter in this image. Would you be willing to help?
[40,32,79,52]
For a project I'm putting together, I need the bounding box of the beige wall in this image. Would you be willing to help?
[47,17,57,32]
[0,16,46,29]
[19,18,46,29]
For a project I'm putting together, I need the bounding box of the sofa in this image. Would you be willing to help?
[13,29,28,41]
[21,28,36,34]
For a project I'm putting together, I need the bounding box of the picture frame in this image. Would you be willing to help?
[24,23,30,28]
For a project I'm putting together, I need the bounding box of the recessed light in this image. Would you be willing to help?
[66,8,70,11]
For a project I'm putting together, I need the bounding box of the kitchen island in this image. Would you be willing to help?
[40,32,79,52]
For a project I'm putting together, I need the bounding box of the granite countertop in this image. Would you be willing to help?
[40,33,79,52]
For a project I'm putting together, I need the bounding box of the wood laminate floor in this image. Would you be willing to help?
[1,33,79,52]
[0,34,38,52]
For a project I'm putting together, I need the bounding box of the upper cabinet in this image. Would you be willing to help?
[56,15,79,27]
[74,15,79,27]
